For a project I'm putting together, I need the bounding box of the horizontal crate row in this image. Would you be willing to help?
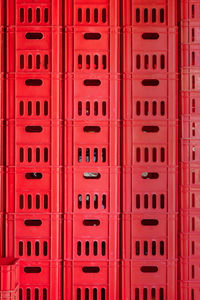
[7,30,120,73]
[6,76,120,120]
[5,213,119,261]
[7,0,120,27]
[5,167,120,213]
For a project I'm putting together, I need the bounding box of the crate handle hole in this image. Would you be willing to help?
[142,33,159,40]
[83,219,100,226]
[141,172,159,179]
[142,126,159,133]
[84,33,101,40]
[82,266,100,273]
[25,126,43,133]
[141,219,158,226]
[84,80,101,86]
[25,172,43,179]
[24,220,42,226]
[25,79,43,86]
[83,172,101,179]
[24,267,41,273]
[83,126,101,133]
[140,266,158,273]
[25,33,43,39]
[142,79,159,86]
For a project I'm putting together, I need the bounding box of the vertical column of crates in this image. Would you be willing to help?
[0,0,6,258]
[6,1,63,299]
[64,0,121,298]
[180,1,200,299]
[122,0,178,299]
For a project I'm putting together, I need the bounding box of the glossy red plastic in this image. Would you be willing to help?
[0,258,19,300]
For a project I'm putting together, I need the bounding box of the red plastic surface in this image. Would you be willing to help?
[180,0,200,297]
[0,258,19,300]
[0,0,197,299]
[122,1,178,300]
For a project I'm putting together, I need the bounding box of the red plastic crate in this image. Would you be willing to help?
[6,214,62,260]
[64,213,119,260]
[122,260,177,300]
[180,233,200,257]
[19,260,62,300]
[6,167,62,213]
[0,258,19,300]
[181,92,200,115]
[180,257,200,281]
[180,186,200,210]
[65,167,120,214]
[64,261,119,300]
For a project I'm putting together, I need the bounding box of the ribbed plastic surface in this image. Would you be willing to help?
[180,1,200,299]
[0,0,198,299]
[122,0,178,299]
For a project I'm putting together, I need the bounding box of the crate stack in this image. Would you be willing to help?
[63,0,121,298]
[6,0,63,299]
[0,0,5,259]
[122,0,178,299]
[180,1,200,298]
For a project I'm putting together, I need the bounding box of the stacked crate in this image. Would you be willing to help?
[0,0,5,258]
[122,0,178,299]
[180,1,200,298]
[63,0,121,298]
[6,0,63,298]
